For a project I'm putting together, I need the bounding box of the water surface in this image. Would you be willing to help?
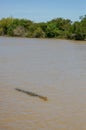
[0,37,86,130]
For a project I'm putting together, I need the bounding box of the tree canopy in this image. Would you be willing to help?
[0,15,86,40]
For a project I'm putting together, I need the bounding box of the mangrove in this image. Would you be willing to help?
[0,15,86,40]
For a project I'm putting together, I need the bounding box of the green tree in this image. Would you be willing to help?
[0,17,13,35]
[46,22,60,38]
[32,27,45,38]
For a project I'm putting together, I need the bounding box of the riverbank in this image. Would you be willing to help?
[0,16,86,40]
[0,36,86,45]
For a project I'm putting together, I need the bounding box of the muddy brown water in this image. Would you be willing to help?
[0,37,86,130]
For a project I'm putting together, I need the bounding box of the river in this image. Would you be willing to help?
[0,37,86,130]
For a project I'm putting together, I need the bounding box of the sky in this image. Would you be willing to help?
[0,0,86,22]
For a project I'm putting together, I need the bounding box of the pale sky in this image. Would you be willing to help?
[0,0,86,22]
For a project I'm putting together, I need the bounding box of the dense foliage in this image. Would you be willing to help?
[0,15,86,40]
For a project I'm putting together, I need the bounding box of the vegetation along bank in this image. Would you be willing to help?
[0,15,86,40]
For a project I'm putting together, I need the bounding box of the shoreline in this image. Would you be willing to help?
[0,36,86,42]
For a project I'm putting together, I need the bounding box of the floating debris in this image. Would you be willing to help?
[15,88,48,101]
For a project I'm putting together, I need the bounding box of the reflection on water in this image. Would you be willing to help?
[0,37,86,130]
